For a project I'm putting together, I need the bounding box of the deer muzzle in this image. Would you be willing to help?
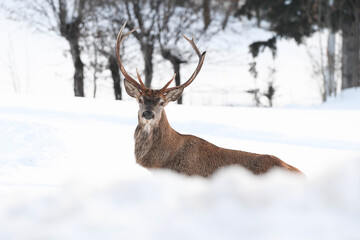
[142,110,154,120]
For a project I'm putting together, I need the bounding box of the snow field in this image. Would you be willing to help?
[0,89,359,239]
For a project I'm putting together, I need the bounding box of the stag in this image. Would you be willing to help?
[116,22,303,177]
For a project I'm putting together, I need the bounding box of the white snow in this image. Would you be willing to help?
[0,89,360,239]
[319,88,360,110]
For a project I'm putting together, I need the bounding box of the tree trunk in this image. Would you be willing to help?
[109,55,122,100]
[69,40,85,97]
[326,30,336,96]
[325,0,336,97]
[341,20,359,90]
[141,43,154,88]
[160,48,185,104]
[203,0,211,31]
[172,62,182,104]
[355,1,360,88]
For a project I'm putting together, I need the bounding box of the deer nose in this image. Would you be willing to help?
[142,110,154,120]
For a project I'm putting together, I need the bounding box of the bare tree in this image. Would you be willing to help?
[81,9,121,100]
[85,0,236,103]
[101,0,162,88]
[85,41,103,98]
[83,1,136,100]
[3,37,21,93]
[247,62,261,107]
[4,0,99,97]
[156,0,231,104]
[156,0,204,104]
[78,0,161,99]
[262,67,276,107]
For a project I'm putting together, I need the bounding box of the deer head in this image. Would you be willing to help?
[116,22,206,127]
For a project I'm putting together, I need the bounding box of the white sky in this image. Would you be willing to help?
[0,14,328,107]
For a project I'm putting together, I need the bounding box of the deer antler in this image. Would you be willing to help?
[163,35,206,93]
[116,22,146,91]
[160,73,176,93]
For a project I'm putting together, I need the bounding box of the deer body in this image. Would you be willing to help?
[116,22,303,177]
[134,110,301,177]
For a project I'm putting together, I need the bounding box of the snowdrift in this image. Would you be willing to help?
[0,90,359,239]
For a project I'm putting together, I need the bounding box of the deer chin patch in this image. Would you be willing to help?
[139,117,156,133]
[143,123,151,133]
[143,121,152,133]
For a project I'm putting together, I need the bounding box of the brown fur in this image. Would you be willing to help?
[134,109,303,177]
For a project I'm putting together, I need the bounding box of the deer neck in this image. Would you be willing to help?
[134,110,176,165]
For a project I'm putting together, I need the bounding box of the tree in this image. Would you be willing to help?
[236,0,360,101]
[4,0,99,97]
[156,0,235,104]
[325,0,336,97]
[87,0,160,97]
[83,9,124,100]
[156,0,209,104]
[101,0,162,88]
[98,0,230,101]
[332,0,360,90]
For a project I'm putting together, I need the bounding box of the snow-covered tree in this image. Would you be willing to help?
[236,0,360,102]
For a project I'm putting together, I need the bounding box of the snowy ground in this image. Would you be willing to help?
[0,89,359,240]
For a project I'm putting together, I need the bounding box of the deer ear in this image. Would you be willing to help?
[124,78,141,98]
[164,87,184,103]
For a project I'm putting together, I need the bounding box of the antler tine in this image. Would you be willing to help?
[136,68,146,89]
[164,35,206,93]
[182,34,202,58]
[160,73,176,93]
[116,22,144,91]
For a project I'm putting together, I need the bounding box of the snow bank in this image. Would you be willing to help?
[1,164,359,240]
[0,93,359,239]
[320,88,360,110]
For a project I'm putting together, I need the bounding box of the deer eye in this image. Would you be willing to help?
[160,102,164,106]
[138,98,143,103]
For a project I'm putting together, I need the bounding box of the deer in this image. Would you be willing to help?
[116,22,303,177]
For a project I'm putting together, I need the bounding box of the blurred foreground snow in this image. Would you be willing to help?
[0,89,359,240]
